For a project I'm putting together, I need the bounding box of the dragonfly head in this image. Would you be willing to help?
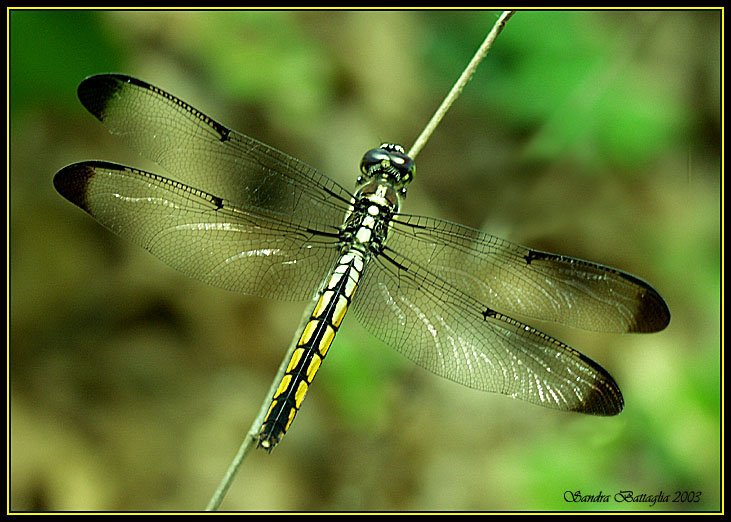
[358,143,415,196]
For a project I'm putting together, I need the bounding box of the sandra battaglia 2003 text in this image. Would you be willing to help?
[564,490,702,507]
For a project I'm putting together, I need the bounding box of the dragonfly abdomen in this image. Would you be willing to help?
[257,251,364,451]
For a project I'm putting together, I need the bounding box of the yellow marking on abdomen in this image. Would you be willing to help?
[294,380,308,408]
[298,320,319,346]
[286,348,305,373]
[284,407,297,431]
[317,324,336,357]
[332,295,349,328]
[264,401,276,420]
[274,374,292,398]
[313,290,334,319]
[306,353,322,382]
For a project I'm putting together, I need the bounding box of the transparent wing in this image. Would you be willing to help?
[352,248,624,415]
[388,214,670,334]
[75,74,355,227]
[53,161,340,301]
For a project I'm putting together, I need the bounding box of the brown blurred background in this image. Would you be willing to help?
[9,10,720,511]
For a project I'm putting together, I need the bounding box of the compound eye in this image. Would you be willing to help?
[394,155,415,184]
[360,148,389,174]
[360,145,415,186]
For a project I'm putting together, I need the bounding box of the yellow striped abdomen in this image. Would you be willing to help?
[257,251,364,451]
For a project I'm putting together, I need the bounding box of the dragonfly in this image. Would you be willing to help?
[54,74,670,452]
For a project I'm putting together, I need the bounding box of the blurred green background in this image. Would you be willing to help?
[9,9,720,512]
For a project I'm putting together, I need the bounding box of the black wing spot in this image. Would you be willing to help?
[523,249,544,265]
[481,307,498,320]
[219,127,231,142]
[210,195,224,209]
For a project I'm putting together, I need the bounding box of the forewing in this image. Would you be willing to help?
[76,74,354,227]
[54,161,340,300]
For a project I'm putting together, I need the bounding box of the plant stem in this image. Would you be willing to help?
[408,10,515,159]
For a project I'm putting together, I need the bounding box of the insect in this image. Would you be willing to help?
[54,74,670,451]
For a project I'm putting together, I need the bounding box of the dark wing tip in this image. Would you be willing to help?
[54,161,123,212]
[77,74,121,122]
[77,74,151,122]
[568,353,625,416]
[53,162,98,211]
[620,272,671,333]
[571,380,625,417]
[636,289,671,333]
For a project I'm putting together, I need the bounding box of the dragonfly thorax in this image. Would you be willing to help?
[340,192,395,255]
